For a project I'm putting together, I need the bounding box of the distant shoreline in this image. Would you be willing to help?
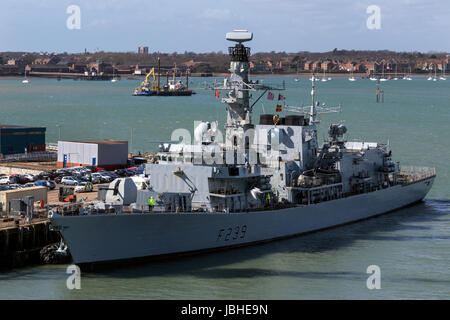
[0,73,434,80]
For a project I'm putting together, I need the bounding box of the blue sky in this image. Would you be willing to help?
[1,0,449,53]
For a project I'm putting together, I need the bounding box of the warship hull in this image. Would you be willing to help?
[51,177,434,265]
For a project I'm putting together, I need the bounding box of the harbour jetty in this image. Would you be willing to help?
[0,216,59,269]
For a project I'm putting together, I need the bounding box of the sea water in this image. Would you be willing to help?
[0,77,448,299]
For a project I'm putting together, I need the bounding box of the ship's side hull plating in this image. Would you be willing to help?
[52,178,434,264]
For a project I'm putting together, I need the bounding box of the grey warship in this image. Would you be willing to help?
[50,30,436,266]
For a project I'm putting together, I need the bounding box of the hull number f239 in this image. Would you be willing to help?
[216,225,247,242]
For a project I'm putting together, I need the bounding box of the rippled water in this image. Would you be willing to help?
[0,77,449,299]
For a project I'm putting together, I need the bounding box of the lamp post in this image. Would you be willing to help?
[56,124,61,141]
[130,128,134,155]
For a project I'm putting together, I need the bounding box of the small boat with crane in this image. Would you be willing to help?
[133,59,195,96]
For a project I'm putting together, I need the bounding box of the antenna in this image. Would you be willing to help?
[283,73,341,123]
[226,30,253,44]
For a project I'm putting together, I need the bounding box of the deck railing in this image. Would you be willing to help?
[398,166,436,184]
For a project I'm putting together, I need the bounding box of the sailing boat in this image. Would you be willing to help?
[294,64,299,82]
[22,69,29,84]
[379,63,388,81]
[321,69,328,82]
[440,65,447,80]
[111,68,119,82]
[427,66,433,81]
[348,69,356,81]
[403,66,412,80]
[433,64,437,81]
[393,65,398,80]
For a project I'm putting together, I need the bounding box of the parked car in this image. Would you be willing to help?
[0,176,19,184]
[54,174,72,184]
[61,176,81,185]
[35,180,56,190]
[87,174,101,184]
[77,174,90,182]
[23,174,37,182]
[0,185,10,191]
[56,169,72,177]
[8,184,22,190]
[74,182,94,193]
[105,171,119,179]
[12,174,29,184]
[92,172,112,183]
[37,171,54,180]
[23,183,38,188]
[0,176,11,185]
[46,180,56,190]
[114,169,129,177]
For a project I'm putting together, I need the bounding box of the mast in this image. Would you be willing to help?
[223,30,253,149]
[310,74,318,124]
[173,63,177,82]
[157,57,160,93]
[186,69,189,89]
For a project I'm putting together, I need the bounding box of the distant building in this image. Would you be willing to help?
[311,61,321,71]
[339,61,361,72]
[113,65,133,74]
[0,65,19,75]
[57,140,129,169]
[183,60,196,68]
[321,61,334,71]
[291,61,305,70]
[364,62,378,74]
[249,61,265,72]
[138,46,149,54]
[304,61,313,71]
[7,59,18,65]
[87,61,113,75]
[68,63,87,73]
[29,64,70,73]
[33,56,60,65]
[0,124,46,156]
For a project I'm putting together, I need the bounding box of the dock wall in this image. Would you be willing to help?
[0,220,59,268]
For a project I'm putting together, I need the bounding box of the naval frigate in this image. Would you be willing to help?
[49,30,436,266]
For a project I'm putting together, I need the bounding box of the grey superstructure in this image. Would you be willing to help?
[50,30,436,266]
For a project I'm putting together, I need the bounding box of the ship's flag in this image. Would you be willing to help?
[276,104,282,112]
[267,91,274,100]
[278,94,285,101]
[215,90,220,98]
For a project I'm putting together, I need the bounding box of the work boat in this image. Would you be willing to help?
[50,30,436,268]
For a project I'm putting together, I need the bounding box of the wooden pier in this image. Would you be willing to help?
[0,217,59,269]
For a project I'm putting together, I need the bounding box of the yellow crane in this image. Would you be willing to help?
[137,67,158,91]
